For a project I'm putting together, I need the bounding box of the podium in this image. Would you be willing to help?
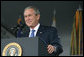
[1,37,56,56]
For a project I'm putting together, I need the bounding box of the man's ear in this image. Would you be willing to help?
[37,14,40,20]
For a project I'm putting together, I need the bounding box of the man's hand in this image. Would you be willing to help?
[47,45,55,54]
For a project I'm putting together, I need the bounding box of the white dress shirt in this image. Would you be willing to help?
[29,23,40,37]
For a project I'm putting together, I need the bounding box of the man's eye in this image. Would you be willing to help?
[28,14,32,16]
[24,16,27,18]
[24,14,32,17]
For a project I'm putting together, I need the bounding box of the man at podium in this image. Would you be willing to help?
[17,6,63,56]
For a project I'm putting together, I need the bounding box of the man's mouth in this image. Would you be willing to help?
[26,20,32,23]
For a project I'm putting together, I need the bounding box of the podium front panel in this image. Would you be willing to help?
[1,37,38,56]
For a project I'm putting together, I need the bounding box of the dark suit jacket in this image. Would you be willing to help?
[17,25,63,56]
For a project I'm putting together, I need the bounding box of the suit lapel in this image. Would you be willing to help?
[36,25,44,36]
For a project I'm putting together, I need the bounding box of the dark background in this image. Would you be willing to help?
[1,1,83,56]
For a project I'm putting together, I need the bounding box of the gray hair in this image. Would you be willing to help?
[24,6,40,15]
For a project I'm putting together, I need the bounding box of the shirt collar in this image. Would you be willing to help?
[30,23,40,31]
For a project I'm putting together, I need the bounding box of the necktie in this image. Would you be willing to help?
[30,30,35,37]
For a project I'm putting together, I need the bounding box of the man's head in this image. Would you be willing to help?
[24,6,40,29]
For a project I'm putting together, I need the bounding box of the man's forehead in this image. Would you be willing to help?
[24,9,35,15]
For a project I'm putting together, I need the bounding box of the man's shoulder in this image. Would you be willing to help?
[40,25,57,31]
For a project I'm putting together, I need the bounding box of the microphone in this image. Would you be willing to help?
[10,23,25,30]
[10,26,18,30]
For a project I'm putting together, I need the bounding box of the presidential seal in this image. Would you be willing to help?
[2,42,22,56]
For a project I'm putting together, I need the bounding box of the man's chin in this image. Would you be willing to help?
[29,26,36,28]
[27,25,34,27]
[26,24,32,26]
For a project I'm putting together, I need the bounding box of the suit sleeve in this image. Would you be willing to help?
[49,27,63,56]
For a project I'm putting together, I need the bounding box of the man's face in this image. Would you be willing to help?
[24,8,40,28]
